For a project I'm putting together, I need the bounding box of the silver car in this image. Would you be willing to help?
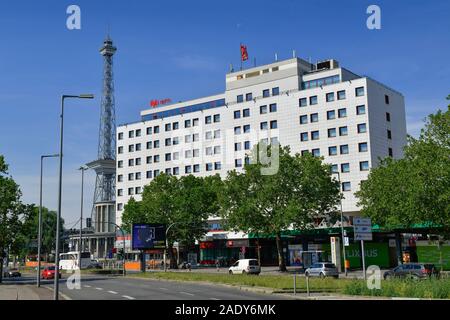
[305,262,339,278]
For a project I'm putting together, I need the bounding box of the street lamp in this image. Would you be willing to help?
[78,166,88,270]
[37,154,59,288]
[333,170,348,277]
[54,94,94,300]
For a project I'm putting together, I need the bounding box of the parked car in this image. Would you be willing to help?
[3,268,22,278]
[228,259,261,275]
[41,266,62,280]
[383,263,439,280]
[86,260,102,269]
[305,262,339,278]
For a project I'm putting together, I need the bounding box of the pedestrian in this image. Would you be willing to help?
[216,259,220,272]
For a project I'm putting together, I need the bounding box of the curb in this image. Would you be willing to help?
[42,285,72,300]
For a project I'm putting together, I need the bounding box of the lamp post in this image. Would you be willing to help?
[54,94,94,300]
[37,154,59,288]
[101,221,126,277]
[333,171,348,277]
[78,166,88,270]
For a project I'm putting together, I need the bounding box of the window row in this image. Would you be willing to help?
[236,87,279,103]
[299,87,365,108]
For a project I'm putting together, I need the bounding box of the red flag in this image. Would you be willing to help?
[240,44,248,62]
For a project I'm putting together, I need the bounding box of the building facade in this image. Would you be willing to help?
[115,57,407,265]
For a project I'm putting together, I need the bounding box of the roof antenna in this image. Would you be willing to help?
[292,50,296,58]
[275,53,278,62]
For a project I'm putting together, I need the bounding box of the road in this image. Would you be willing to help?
[2,274,286,300]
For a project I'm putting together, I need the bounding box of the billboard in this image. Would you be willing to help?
[131,224,166,250]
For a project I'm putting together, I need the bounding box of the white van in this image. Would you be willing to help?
[228,259,261,275]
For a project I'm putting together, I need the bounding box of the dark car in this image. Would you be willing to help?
[384,263,439,280]
[3,268,21,278]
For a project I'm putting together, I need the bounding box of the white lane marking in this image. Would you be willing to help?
[179,291,195,296]
[159,287,169,291]
[210,298,220,300]
[108,291,118,295]
[122,295,136,300]
[95,287,103,291]
[84,285,91,288]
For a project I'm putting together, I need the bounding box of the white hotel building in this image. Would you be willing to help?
[116,57,406,236]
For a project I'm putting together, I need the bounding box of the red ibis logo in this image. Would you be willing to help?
[150,98,172,108]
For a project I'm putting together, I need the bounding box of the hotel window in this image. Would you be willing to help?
[154,126,160,134]
[118,160,123,168]
[260,138,269,144]
[269,104,277,113]
[154,170,160,177]
[136,129,141,137]
[300,115,308,125]
[193,133,199,142]
[311,131,320,140]
[234,126,241,135]
[301,150,310,156]
[234,110,241,119]
[128,173,134,181]
[146,156,152,164]
[342,182,351,192]
[357,105,366,115]
[214,114,221,123]
[185,166,192,174]
[136,187,142,194]
[358,123,367,133]
[146,171,152,179]
[192,149,199,157]
[270,120,278,129]
[173,137,179,145]
[237,95,244,103]
[146,127,152,135]
[165,138,171,147]
[235,159,243,168]
[128,145,135,152]
[359,142,368,152]
[327,110,336,120]
[154,155,160,163]
[135,172,141,180]
[146,141,152,150]
[185,150,192,158]
[310,113,319,123]
[215,162,221,170]
[205,116,212,124]
[389,148,393,157]
[360,161,370,171]
[136,143,142,151]
[340,144,349,154]
[387,130,392,140]
[154,140,160,148]
[243,125,251,133]
[271,137,279,145]
[386,112,391,122]
[260,122,268,130]
[173,167,179,176]
[184,119,191,128]
[118,175,123,182]
[312,148,320,157]
[329,146,338,156]
[185,135,192,143]
[165,123,171,132]
[246,93,253,101]
[338,108,347,118]
[193,118,199,126]
[272,87,280,96]
[385,95,390,104]
[213,146,221,155]
[118,146,124,154]
[299,98,307,107]
[328,128,337,138]
[339,126,348,136]
[193,164,200,173]
[326,92,335,102]
[337,90,346,100]
[128,159,134,167]
[355,87,365,97]
[128,188,134,196]
[235,142,242,151]
[341,163,350,173]
[165,168,171,175]
[173,122,179,130]
[128,131,134,138]
[310,96,318,105]
[205,131,212,140]
[173,152,180,160]
[206,147,213,156]
[135,158,141,166]
[244,141,251,150]
[118,132,123,140]
[331,164,338,174]
[206,163,213,171]
[165,153,171,161]
[243,108,250,117]
[214,130,220,139]
[117,189,123,196]
[300,132,309,142]
[260,105,268,114]
[263,89,270,98]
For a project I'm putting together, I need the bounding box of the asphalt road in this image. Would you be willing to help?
[2,274,286,300]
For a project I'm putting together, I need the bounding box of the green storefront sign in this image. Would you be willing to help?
[322,242,390,268]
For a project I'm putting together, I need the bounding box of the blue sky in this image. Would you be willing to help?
[0,0,449,226]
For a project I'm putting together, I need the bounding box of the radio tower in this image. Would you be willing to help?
[87,36,117,235]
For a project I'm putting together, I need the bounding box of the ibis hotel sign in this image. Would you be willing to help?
[150,98,172,108]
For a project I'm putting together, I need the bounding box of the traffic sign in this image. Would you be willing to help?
[354,217,372,242]
[354,233,373,241]
[354,217,372,226]
[354,226,372,233]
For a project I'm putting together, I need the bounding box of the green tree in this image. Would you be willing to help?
[357,100,450,232]
[219,144,341,272]
[122,174,222,268]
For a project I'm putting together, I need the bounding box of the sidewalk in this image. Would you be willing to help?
[0,285,54,300]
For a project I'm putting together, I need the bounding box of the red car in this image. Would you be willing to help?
[41,266,62,280]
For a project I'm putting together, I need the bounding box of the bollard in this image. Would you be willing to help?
[293,273,297,295]
[306,275,310,297]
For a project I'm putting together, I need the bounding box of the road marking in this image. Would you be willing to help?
[95,287,103,291]
[159,287,169,291]
[108,291,118,295]
[210,298,220,300]
[84,285,91,288]
[179,291,195,296]
[122,295,136,300]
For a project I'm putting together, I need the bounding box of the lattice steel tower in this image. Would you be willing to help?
[87,36,117,233]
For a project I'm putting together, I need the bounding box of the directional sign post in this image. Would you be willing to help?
[353,217,372,280]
